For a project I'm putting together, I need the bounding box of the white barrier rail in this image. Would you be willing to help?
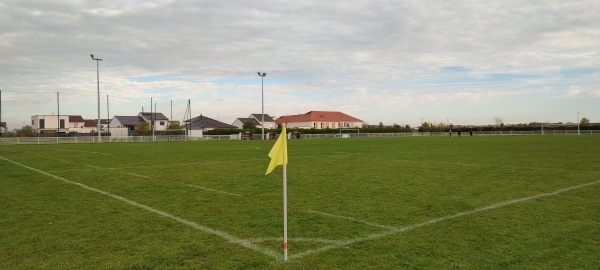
[1,130,598,145]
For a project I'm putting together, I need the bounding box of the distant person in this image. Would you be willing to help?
[458,130,461,137]
[449,129,452,137]
[470,130,473,136]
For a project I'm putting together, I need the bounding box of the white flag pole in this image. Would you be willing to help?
[282,123,289,261]
[283,163,288,261]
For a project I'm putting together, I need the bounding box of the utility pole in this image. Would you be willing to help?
[107,95,110,135]
[577,111,580,135]
[90,54,102,143]
[57,92,60,135]
[257,72,267,139]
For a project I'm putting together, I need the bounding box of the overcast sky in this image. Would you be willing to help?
[1,0,599,130]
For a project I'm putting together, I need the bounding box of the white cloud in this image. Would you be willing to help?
[567,85,582,97]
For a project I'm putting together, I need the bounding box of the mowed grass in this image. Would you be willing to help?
[0,136,599,269]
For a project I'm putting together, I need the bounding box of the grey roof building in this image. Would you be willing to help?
[139,112,169,122]
[232,117,261,129]
[110,116,145,130]
[184,115,238,131]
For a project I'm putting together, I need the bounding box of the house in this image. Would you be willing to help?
[31,114,111,134]
[31,115,70,134]
[250,114,276,129]
[68,115,85,132]
[83,119,110,133]
[138,112,169,131]
[109,116,145,130]
[232,114,276,129]
[276,111,363,129]
[232,117,261,129]
[184,115,238,137]
[184,115,238,131]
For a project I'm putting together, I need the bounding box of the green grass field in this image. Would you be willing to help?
[1,136,599,269]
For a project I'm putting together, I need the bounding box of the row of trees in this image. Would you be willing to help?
[418,117,595,132]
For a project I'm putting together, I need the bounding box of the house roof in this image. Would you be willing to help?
[276,111,363,124]
[113,116,145,126]
[83,120,98,127]
[69,115,85,122]
[139,112,169,121]
[250,114,275,122]
[185,115,238,130]
[236,118,261,125]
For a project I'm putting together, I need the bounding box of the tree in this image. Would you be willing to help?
[378,122,384,128]
[14,126,35,137]
[580,117,590,126]
[167,121,182,130]
[136,122,150,132]
[242,120,256,130]
[494,117,503,128]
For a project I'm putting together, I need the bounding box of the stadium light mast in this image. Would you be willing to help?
[577,110,580,135]
[90,54,102,143]
[258,72,266,140]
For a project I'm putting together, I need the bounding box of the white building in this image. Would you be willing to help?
[31,115,69,134]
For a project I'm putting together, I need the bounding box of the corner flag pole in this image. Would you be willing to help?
[265,123,289,261]
[283,161,288,261]
[281,123,288,261]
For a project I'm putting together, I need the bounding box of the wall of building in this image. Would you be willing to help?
[31,115,70,132]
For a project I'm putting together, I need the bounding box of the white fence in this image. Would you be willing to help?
[0,130,598,145]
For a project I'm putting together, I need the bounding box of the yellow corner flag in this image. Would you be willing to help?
[266,124,288,175]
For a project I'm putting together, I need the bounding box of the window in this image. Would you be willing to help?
[74,123,78,128]
[39,119,45,129]
[32,120,34,125]
[160,121,165,126]
[60,119,65,129]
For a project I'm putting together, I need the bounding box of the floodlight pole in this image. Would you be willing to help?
[57,92,60,135]
[107,95,110,135]
[258,72,266,140]
[577,111,580,135]
[91,54,102,143]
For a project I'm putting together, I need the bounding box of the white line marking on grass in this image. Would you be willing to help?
[306,210,397,230]
[291,179,600,260]
[127,173,151,179]
[108,154,354,170]
[56,159,71,163]
[84,164,102,169]
[0,156,278,260]
[51,148,111,155]
[186,184,242,197]
[247,237,344,244]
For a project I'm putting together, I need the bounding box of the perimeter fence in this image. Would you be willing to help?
[0,130,598,145]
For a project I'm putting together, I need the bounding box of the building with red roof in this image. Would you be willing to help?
[275,111,363,129]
